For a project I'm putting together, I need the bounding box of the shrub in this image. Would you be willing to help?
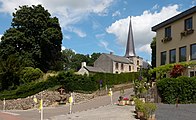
[157,76,196,103]
[19,67,43,84]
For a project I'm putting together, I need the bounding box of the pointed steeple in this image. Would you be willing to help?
[125,16,136,57]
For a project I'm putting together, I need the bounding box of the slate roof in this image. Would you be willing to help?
[84,66,105,73]
[152,6,196,31]
[103,53,133,64]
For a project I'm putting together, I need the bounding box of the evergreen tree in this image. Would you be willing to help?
[0,5,63,72]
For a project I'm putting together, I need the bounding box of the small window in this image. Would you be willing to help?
[121,63,124,70]
[165,26,171,38]
[161,51,166,65]
[115,62,119,69]
[189,71,196,77]
[190,44,196,60]
[129,66,131,71]
[169,49,176,63]
[185,17,192,30]
[179,46,186,62]
[137,60,139,65]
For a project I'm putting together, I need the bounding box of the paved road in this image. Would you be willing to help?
[51,105,136,120]
[1,88,134,120]
[156,104,196,120]
[0,111,21,120]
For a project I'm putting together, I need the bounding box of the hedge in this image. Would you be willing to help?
[0,76,59,100]
[0,71,139,100]
[157,76,196,104]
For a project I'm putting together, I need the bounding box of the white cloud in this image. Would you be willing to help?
[112,10,121,17]
[0,0,114,29]
[99,40,114,52]
[137,44,151,54]
[95,33,105,39]
[61,45,66,51]
[152,4,159,10]
[64,35,71,40]
[71,28,87,38]
[106,4,180,55]
[0,34,2,42]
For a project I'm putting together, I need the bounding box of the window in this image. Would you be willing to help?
[165,26,171,38]
[161,51,166,65]
[179,46,186,62]
[185,17,192,30]
[115,62,119,69]
[170,49,176,63]
[190,71,196,77]
[137,60,139,65]
[190,44,196,60]
[129,66,131,71]
[121,63,124,70]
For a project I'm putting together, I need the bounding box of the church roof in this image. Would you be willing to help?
[125,16,136,57]
[104,53,133,64]
[84,66,105,73]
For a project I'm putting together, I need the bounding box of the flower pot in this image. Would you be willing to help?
[137,111,144,119]
[125,100,130,105]
[130,100,135,105]
[147,114,156,120]
[119,100,126,106]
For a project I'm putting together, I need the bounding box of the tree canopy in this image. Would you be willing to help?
[0,5,63,72]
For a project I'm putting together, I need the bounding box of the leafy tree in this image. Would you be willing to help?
[71,53,89,71]
[87,53,101,66]
[150,37,156,68]
[61,49,101,71]
[62,49,76,70]
[0,55,23,90]
[0,5,63,72]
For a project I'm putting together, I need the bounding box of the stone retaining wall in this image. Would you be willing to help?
[0,83,133,110]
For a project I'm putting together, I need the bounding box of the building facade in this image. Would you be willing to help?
[152,6,196,76]
[78,16,146,75]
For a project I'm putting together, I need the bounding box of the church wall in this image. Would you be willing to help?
[112,62,132,73]
[94,54,113,73]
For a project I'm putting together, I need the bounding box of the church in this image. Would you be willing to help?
[78,17,149,75]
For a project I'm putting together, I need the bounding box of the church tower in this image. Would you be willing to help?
[125,16,136,57]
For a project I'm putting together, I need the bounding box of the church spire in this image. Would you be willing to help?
[125,16,136,57]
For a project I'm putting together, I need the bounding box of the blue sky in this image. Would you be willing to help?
[0,0,195,63]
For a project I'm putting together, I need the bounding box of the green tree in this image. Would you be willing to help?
[150,37,156,68]
[87,53,101,66]
[62,49,76,70]
[0,5,63,72]
[0,55,23,90]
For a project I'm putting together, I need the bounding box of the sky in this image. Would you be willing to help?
[0,0,195,63]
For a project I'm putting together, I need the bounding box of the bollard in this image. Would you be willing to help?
[69,93,73,114]
[108,88,113,105]
[3,98,5,111]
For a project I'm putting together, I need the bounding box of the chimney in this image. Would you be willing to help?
[81,62,86,68]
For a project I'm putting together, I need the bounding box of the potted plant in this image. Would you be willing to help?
[134,98,145,119]
[143,102,157,120]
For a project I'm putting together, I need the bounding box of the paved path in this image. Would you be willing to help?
[50,105,136,120]
[156,104,196,120]
[2,88,134,120]
[0,111,21,120]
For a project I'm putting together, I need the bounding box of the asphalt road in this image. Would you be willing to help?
[1,88,134,120]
